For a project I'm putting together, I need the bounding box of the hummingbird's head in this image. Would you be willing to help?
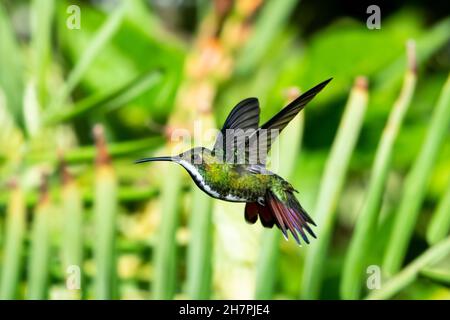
[134,146,212,167]
[135,147,213,186]
[176,147,208,166]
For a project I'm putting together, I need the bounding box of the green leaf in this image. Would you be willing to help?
[50,2,127,111]
[46,69,163,123]
[0,3,24,124]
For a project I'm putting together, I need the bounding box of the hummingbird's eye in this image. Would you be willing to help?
[180,152,191,161]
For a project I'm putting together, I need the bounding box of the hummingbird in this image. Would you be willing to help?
[136,78,332,245]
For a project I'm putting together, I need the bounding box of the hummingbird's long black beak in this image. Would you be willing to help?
[134,156,177,164]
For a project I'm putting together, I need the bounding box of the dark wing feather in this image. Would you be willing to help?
[247,78,332,165]
[260,78,332,132]
[258,204,275,228]
[212,98,260,159]
[245,202,276,228]
[244,202,259,224]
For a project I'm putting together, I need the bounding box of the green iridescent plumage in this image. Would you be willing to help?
[203,162,273,201]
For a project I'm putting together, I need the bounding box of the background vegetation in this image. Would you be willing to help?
[0,0,449,299]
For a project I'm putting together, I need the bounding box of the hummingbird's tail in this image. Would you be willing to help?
[245,190,316,245]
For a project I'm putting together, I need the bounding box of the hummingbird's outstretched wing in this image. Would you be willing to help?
[212,97,260,160]
[247,78,332,165]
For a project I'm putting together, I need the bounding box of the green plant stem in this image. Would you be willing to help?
[420,267,450,286]
[236,0,297,74]
[186,187,213,299]
[26,136,164,164]
[236,0,298,75]
[301,77,369,299]
[93,166,118,299]
[383,74,450,276]
[254,228,281,299]
[0,186,26,299]
[61,180,84,299]
[341,44,417,299]
[152,166,183,299]
[426,177,450,245]
[31,0,54,106]
[27,198,52,299]
[367,237,450,300]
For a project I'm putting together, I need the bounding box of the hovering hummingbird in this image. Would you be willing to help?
[136,79,332,245]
